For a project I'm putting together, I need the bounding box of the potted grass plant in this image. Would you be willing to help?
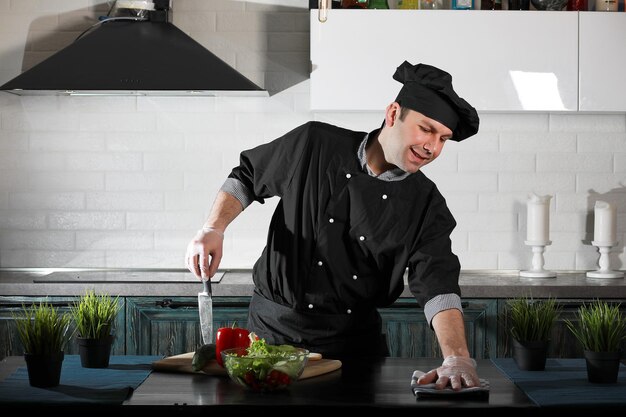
[70,290,122,368]
[12,301,72,387]
[507,296,560,371]
[565,299,626,383]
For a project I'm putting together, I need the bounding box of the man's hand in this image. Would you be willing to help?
[185,228,224,280]
[416,356,479,391]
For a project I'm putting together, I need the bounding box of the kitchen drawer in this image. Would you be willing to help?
[497,298,626,358]
[124,296,497,358]
[0,295,125,360]
[380,298,498,359]
[125,296,250,356]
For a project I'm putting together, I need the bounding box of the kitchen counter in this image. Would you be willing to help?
[126,357,535,413]
[2,268,626,299]
[4,354,624,414]
[3,355,625,414]
[0,355,536,414]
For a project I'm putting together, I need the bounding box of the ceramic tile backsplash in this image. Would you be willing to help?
[0,1,625,271]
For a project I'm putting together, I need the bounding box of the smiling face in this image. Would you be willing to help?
[376,102,453,174]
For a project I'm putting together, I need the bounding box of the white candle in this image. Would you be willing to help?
[526,193,552,243]
[595,0,618,12]
[593,201,616,244]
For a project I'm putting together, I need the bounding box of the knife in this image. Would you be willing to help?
[198,276,213,345]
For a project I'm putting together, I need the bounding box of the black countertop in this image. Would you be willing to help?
[0,355,535,414]
[1,268,626,299]
[3,355,624,415]
[125,357,535,413]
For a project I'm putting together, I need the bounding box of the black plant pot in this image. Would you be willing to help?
[512,339,549,371]
[78,335,114,368]
[584,350,621,384]
[24,351,64,387]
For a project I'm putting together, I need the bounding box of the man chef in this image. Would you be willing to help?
[186,61,481,390]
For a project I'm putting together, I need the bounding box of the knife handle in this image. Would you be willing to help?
[203,277,212,296]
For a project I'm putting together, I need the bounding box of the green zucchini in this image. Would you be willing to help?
[192,343,217,372]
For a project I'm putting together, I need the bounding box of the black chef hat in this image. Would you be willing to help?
[393,61,479,141]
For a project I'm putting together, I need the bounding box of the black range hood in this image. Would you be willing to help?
[0,3,267,97]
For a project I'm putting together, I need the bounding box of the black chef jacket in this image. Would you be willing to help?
[227,121,461,358]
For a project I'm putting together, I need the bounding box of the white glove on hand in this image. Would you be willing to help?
[416,356,479,391]
[185,228,224,280]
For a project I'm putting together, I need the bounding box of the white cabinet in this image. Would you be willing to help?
[310,10,579,112]
[579,12,626,112]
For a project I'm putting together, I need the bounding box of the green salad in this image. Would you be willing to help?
[223,333,308,391]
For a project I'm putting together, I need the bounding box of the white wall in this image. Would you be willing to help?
[0,0,625,272]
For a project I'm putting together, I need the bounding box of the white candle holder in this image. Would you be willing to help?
[586,241,624,279]
[519,240,557,278]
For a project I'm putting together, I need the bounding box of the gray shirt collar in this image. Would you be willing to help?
[357,130,410,181]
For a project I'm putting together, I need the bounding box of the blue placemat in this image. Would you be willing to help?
[0,355,162,404]
[492,358,626,407]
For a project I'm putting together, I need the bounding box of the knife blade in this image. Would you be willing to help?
[198,277,213,345]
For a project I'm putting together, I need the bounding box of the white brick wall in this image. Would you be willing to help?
[0,0,625,272]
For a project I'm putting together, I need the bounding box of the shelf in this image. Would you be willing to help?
[311,10,626,113]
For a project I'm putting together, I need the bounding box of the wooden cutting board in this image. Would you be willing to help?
[152,351,342,380]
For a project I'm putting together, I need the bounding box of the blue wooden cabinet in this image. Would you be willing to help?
[125,296,250,356]
[124,296,498,358]
[0,295,125,359]
[380,298,497,359]
[11,295,617,360]
[497,298,626,359]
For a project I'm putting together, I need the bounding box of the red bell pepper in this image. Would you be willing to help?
[215,323,251,367]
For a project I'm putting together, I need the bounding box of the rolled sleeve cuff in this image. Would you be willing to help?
[220,178,255,210]
[424,293,463,328]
